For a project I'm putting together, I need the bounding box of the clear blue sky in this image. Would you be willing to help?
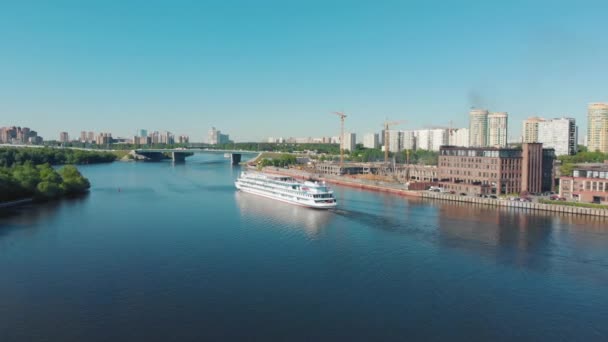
[1,0,607,142]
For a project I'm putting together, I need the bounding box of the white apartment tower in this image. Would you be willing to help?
[469,109,489,147]
[341,133,356,152]
[387,130,402,152]
[362,133,379,149]
[402,131,416,150]
[448,128,469,147]
[487,112,508,147]
[537,118,577,156]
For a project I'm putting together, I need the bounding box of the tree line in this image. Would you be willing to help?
[558,149,608,176]
[0,147,113,203]
[0,163,90,202]
[0,147,117,167]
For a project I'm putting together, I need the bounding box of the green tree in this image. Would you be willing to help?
[59,165,91,194]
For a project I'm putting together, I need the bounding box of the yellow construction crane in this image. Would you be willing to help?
[383,120,404,163]
[332,111,347,167]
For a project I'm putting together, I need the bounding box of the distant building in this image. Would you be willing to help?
[208,127,230,145]
[87,131,95,143]
[469,109,489,147]
[387,130,402,152]
[0,126,40,144]
[80,131,87,143]
[437,144,555,196]
[522,117,545,143]
[149,131,160,144]
[59,132,69,143]
[96,133,112,145]
[537,118,578,156]
[448,128,469,147]
[178,135,189,144]
[587,103,608,153]
[560,162,608,204]
[341,133,356,153]
[522,117,578,156]
[139,129,148,138]
[406,129,448,151]
[487,112,508,147]
[362,133,379,149]
[402,131,416,151]
[415,129,430,150]
[160,131,174,144]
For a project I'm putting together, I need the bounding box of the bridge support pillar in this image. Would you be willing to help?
[172,152,186,163]
[231,153,241,165]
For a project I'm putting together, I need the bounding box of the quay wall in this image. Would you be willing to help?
[422,192,608,218]
[258,167,608,218]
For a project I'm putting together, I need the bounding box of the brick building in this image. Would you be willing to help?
[559,162,608,204]
[437,144,554,196]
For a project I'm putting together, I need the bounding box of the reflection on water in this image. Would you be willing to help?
[0,193,89,244]
[235,191,333,238]
[435,201,608,284]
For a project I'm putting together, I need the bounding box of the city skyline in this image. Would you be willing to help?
[2,2,608,140]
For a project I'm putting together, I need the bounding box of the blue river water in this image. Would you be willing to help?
[1,154,607,341]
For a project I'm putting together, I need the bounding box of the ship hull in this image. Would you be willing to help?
[235,181,337,209]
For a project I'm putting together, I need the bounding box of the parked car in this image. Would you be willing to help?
[459,193,467,196]
[489,195,497,199]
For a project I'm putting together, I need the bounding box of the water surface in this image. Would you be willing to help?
[1,155,607,341]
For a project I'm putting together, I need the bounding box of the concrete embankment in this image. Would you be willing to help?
[260,167,608,218]
[261,167,422,198]
[422,192,608,218]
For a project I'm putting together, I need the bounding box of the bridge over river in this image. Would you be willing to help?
[133,149,260,164]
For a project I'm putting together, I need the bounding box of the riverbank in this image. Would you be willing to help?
[260,166,608,218]
[0,198,33,209]
[260,166,423,198]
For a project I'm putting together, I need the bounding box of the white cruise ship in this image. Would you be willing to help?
[235,171,337,209]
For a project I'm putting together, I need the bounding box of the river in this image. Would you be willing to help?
[1,154,607,341]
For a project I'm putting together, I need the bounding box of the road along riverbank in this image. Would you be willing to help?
[258,167,608,218]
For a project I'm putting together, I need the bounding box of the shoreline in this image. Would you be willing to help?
[260,167,608,218]
[0,198,33,209]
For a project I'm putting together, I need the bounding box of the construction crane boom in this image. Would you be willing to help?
[332,111,347,167]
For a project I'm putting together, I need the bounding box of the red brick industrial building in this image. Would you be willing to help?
[437,144,555,196]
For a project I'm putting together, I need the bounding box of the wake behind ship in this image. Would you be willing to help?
[235,171,337,209]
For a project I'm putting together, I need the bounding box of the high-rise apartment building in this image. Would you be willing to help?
[80,131,87,143]
[0,126,40,144]
[160,131,174,144]
[208,127,230,145]
[341,133,356,152]
[414,129,448,151]
[362,133,379,149]
[522,117,544,143]
[415,129,430,150]
[537,118,578,156]
[59,132,69,143]
[448,128,469,147]
[587,103,608,153]
[487,112,508,147]
[402,131,416,150]
[87,131,95,143]
[96,133,112,145]
[469,109,489,147]
[386,130,402,152]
